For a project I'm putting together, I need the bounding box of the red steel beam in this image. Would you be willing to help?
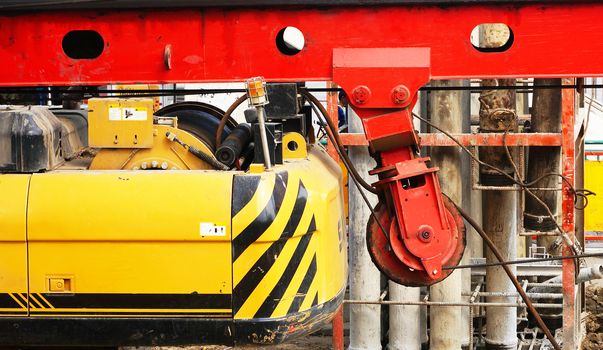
[561,78,576,350]
[3,4,603,86]
[585,151,603,156]
[331,306,345,350]
[339,133,562,147]
[327,82,340,161]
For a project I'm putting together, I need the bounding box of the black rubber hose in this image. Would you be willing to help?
[216,123,252,166]
[215,94,248,149]
[299,89,379,195]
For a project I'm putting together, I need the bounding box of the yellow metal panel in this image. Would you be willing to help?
[88,98,154,148]
[28,171,232,241]
[0,175,30,314]
[585,160,603,231]
[27,171,233,314]
[28,242,231,295]
[0,175,30,241]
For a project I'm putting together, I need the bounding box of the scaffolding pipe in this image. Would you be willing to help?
[347,107,382,350]
[528,264,603,293]
[344,300,563,309]
[387,104,422,350]
[461,291,563,299]
[429,80,465,350]
[478,66,519,350]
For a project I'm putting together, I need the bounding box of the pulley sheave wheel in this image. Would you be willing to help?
[367,195,466,287]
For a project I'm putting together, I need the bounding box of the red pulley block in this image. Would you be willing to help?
[366,195,466,287]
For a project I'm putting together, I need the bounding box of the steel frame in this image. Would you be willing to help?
[331,84,578,349]
[337,90,577,349]
[0,2,589,349]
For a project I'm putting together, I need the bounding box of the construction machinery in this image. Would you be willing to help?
[0,0,597,348]
[0,82,347,346]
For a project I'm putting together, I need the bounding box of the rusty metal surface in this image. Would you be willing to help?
[326,82,340,162]
[561,79,577,350]
[339,132,562,147]
[331,306,344,350]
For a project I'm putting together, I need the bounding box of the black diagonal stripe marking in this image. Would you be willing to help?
[311,290,318,307]
[233,180,308,314]
[232,172,288,261]
[28,294,45,309]
[0,294,22,309]
[253,231,315,318]
[34,294,53,308]
[15,293,28,306]
[232,175,262,217]
[287,253,317,314]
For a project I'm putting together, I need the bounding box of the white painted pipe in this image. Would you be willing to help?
[429,80,464,350]
[483,191,518,350]
[387,283,420,350]
[347,107,382,350]
[529,264,603,294]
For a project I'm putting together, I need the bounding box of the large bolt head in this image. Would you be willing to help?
[352,85,371,105]
[417,225,434,243]
[392,85,411,105]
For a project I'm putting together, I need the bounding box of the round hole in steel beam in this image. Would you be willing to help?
[470,23,514,53]
[276,26,305,56]
[62,30,104,59]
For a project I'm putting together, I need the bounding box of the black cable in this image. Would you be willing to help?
[299,89,380,195]
[0,87,342,96]
[444,252,603,270]
[302,90,390,240]
[2,83,603,96]
[454,202,562,350]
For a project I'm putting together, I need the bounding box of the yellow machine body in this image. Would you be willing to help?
[89,124,215,170]
[0,145,347,345]
[88,98,155,148]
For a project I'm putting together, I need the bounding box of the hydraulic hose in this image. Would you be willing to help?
[299,89,379,195]
[215,94,248,149]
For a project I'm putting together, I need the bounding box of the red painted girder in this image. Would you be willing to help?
[338,133,562,147]
[561,79,576,350]
[3,4,603,86]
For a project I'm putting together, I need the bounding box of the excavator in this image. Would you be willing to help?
[0,0,595,347]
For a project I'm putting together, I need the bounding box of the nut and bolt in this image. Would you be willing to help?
[352,85,371,105]
[421,230,431,240]
[391,85,411,105]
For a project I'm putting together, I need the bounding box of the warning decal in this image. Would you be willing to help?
[108,106,148,121]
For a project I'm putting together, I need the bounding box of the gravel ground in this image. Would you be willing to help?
[580,252,603,350]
